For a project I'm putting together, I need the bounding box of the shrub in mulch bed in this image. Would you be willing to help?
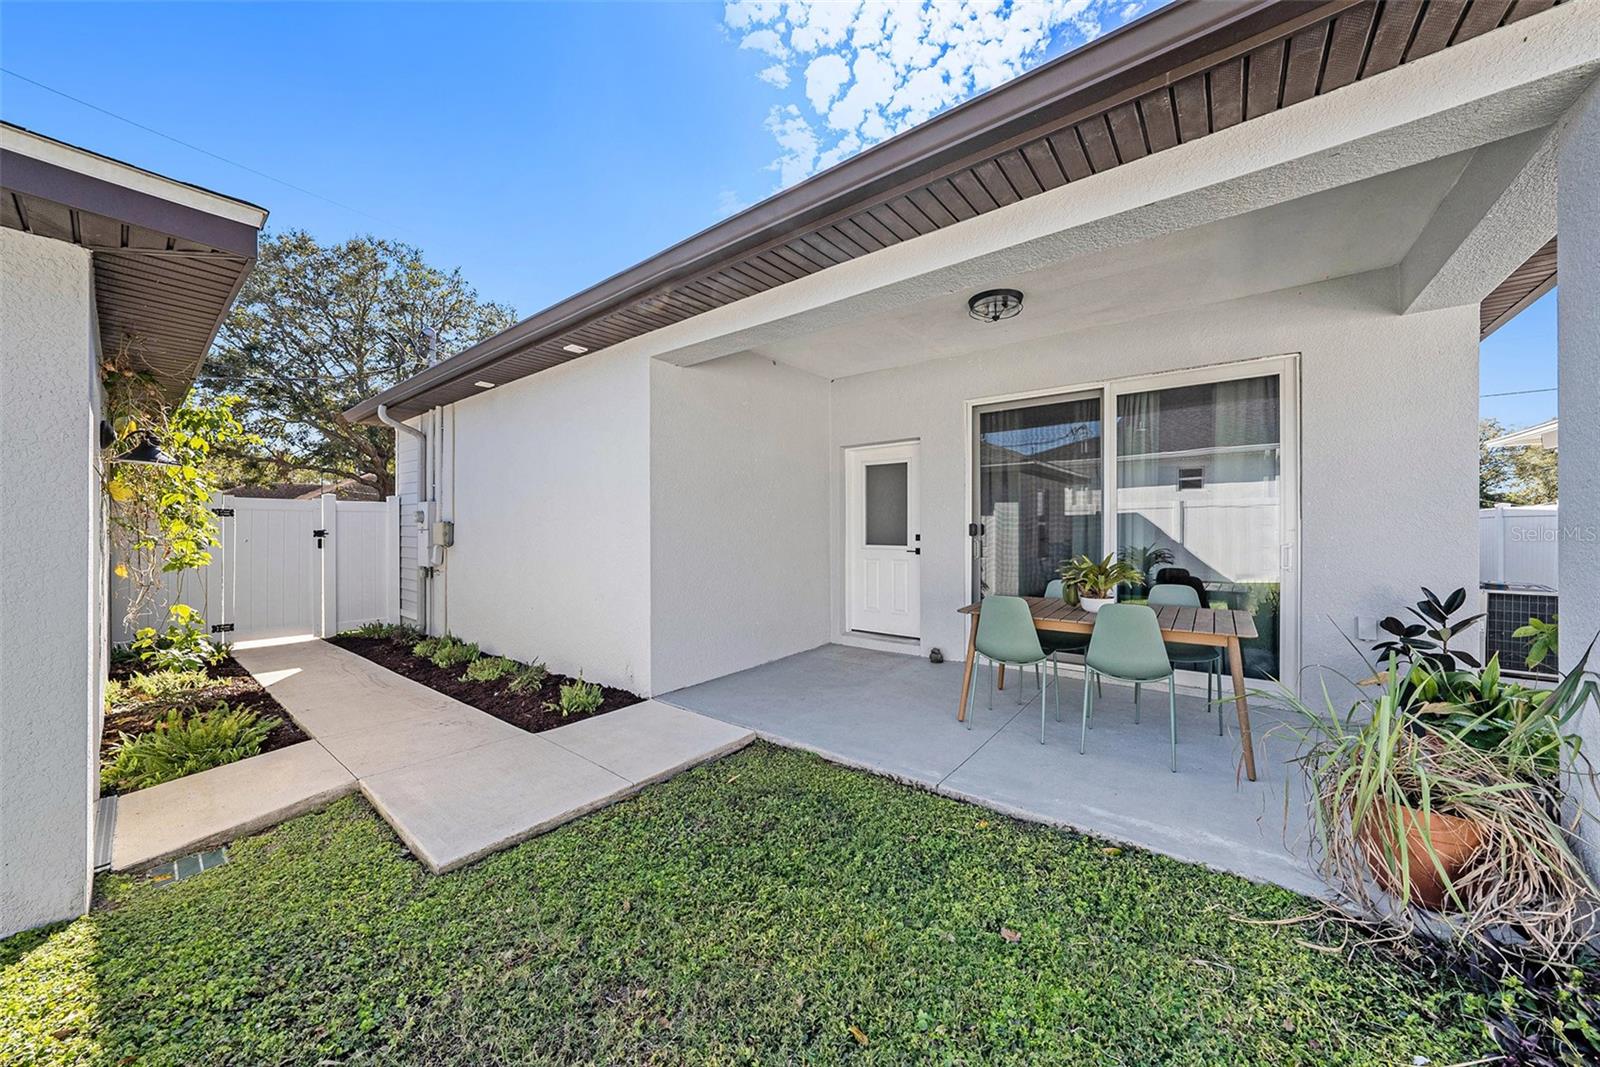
[101,655,307,795]
[327,632,644,735]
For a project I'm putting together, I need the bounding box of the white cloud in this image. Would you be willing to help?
[764,104,819,187]
[716,188,750,217]
[728,1,1142,188]
[802,53,851,113]
[739,28,789,60]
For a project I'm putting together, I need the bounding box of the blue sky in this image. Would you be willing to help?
[1,1,1555,432]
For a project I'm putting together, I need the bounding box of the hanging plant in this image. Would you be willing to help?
[101,340,255,645]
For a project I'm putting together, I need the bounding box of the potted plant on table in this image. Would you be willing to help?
[1058,553,1142,613]
[1276,586,1600,960]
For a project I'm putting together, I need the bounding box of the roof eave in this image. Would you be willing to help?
[346,0,1346,423]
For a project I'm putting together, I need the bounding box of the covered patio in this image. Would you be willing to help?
[662,643,1321,898]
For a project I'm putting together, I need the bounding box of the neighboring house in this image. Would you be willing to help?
[348,3,1597,719]
[224,477,382,501]
[0,123,266,936]
[1487,418,1560,450]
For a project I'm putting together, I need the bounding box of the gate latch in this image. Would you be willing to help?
[313,528,328,548]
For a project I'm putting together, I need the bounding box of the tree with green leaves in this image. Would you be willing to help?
[201,231,516,496]
[1480,417,1559,507]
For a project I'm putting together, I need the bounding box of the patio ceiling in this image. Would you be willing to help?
[728,151,1478,379]
[1,123,267,403]
[349,0,1573,424]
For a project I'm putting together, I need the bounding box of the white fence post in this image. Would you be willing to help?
[319,493,338,638]
[384,494,401,625]
[1497,504,1510,586]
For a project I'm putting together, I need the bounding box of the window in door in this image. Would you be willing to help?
[976,396,1102,597]
[1115,374,1283,679]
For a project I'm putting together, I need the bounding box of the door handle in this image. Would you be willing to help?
[906,547,921,555]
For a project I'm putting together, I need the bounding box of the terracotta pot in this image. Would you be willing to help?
[1080,596,1115,613]
[1357,799,1486,911]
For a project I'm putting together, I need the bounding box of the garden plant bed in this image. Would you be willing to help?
[102,655,308,795]
[328,634,644,733]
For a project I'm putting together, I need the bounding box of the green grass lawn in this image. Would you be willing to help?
[3,743,1491,1065]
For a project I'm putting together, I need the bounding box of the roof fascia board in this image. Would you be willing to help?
[1,123,268,226]
[1,150,261,258]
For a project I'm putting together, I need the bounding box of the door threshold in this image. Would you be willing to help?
[840,631,922,655]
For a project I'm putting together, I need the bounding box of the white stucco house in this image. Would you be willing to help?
[0,124,266,936]
[350,0,1597,710]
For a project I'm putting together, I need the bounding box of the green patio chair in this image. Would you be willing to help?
[1146,583,1225,735]
[964,595,1058,740]
[1081,603,1179,772]
[1042,578,1097,705]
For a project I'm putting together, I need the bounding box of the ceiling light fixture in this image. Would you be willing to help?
[473,380,496,389]
[967,288,1024,323]
[561,343,589,354]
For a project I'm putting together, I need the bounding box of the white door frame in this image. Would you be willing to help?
[845,440,922,639]
[963,353,1301,685]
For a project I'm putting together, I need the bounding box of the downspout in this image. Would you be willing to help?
[377,403,430,634]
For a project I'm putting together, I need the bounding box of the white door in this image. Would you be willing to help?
[225,498,321,640]
[846,442,921,638]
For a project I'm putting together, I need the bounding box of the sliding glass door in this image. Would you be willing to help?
[973,360,1296,682]
[1115,373,1285,680]
[974,394,1102,598]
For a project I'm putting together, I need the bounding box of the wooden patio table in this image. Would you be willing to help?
[956,597,1262,781]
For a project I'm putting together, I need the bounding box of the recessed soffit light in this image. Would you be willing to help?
[561,343,589,354]
[473,380,496,389]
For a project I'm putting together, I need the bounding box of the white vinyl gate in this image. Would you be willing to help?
[112,493,400,644]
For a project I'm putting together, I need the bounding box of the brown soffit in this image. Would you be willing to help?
[1481,236,1557,339]
[2,142,266,401]
[349,0,1570,424]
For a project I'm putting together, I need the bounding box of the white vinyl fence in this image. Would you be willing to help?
[1479,504,1559,589]
[112,493,399,643]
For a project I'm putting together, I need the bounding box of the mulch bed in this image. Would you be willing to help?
[103,655,309,776]
[327,635,644,734]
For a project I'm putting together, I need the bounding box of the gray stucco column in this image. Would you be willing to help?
[1557,78,1600,865]
[0,228,99,937]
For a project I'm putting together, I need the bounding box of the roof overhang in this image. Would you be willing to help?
[1481,237,1557,339]
[1,122,268,402]
[349,0,1581,424]
[1487,419,1559,450]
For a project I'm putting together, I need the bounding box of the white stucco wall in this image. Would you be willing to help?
[826,271,1480,688]
[1556,78,1599,865]
[649,354,831,693]
[440,345,652,693]
[0,227,99,937]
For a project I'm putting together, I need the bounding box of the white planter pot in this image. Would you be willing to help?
[1080,596,1115,613]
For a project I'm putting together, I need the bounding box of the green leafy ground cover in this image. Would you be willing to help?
[2,744,1491,1065]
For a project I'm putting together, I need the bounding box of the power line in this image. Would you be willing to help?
[1,67,386,224]
[1481,387,1557,398]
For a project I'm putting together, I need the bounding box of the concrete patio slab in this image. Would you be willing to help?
[110,741,356,872]
[662,644,1325,898]
[542,700,754,786]
[359,734,634,873]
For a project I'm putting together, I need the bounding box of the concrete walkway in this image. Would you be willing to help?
[232,638,753,872]
[110,741,356,871]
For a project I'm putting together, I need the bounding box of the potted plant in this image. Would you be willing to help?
[1274,588,1600,960]
[1058,553,1141,613]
